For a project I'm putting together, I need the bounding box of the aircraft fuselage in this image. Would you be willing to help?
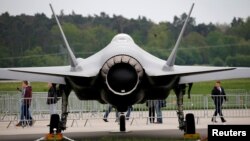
[66,66,179,112]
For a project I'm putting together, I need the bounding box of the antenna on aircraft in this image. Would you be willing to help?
[49,4,80,71]
[163,3,195,71]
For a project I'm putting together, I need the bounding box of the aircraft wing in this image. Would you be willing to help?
[7,65,99,77]
[0,68,66,84]
[178,67,250,84]
[144,64,235,76]
[0,60,101,84]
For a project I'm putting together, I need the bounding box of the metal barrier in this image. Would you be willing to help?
[0,90,250,128]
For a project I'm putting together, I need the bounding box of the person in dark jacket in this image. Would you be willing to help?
[146,100,156,123]
[211,81,228,123]
[47,83,58,115]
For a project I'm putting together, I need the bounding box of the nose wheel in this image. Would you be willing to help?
[119,112,126,132]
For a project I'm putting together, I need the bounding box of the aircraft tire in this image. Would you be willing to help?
[120,114,126,132]
[185,113,195,134]
[50,114,60,134]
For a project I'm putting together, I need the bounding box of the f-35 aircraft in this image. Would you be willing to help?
[1,3,250,133]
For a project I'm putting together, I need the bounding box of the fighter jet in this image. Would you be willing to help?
[1,3,250,133]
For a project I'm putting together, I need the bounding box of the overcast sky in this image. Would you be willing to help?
[1,0,250,24]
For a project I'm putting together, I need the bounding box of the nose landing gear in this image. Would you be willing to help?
[119,113,126,132]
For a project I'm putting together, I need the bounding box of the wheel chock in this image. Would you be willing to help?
[45,133,63,141]
[184,133,201,140]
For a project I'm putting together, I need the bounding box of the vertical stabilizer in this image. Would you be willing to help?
[163,3,194,71]
[49,4,80,71]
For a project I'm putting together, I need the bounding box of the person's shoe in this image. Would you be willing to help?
[126,117,129,120]
[211,117,217,123]
[28,119,35,126]
[28,121,32,126]
[154,122,163,124]
[21,123,26,127]
[103,118,108,122]
[16,122,21,127]
[221,117,226,123]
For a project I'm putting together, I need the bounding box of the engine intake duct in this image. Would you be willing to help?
[101,55,143,95]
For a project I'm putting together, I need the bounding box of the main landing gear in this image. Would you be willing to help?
[35,114,75,141]
[174,84,199,139]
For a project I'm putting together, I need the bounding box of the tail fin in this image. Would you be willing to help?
[163,3,195,71]
[49,4,80,71]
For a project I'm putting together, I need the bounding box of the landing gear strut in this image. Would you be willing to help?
[59,84,71,131]
[174,84,186,131]
[174,84,195,134]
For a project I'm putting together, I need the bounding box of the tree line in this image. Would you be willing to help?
[0,11,250,67]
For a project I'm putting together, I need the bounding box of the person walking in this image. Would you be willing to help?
[211,81,228,123]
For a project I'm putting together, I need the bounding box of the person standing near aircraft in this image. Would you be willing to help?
[47,83,58,115]
[116,105,133,121]
[211,81,227,123]
[146,100,155,123]
[155,100,166,124]
[16,80,33,126]
[125,105,133,120]
[103,104,132,122]
[103,104,119,122]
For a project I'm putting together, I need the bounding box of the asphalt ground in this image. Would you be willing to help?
[0,129,207,141]
[1,116,250,141]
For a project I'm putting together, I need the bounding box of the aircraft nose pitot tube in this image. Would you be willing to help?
[101,55,143,95]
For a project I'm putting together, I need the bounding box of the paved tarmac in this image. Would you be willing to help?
[1,116,250,141]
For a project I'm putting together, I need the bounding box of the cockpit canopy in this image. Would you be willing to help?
[111,33,134,44]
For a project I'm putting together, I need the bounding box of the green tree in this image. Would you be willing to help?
[229,17,250,40]
[0,44,11,67]
[147,23,173,49]
[182,32,207,64]
[212,57,224,66]
[16,46,63,67]
[80,25,117,56]
[226,55,250,67]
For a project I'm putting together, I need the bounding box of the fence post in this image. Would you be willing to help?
[204,95,208,118]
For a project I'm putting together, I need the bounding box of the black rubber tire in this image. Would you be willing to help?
[120,114,126,132]
[185,113,195,134]
[49,114,60,134]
